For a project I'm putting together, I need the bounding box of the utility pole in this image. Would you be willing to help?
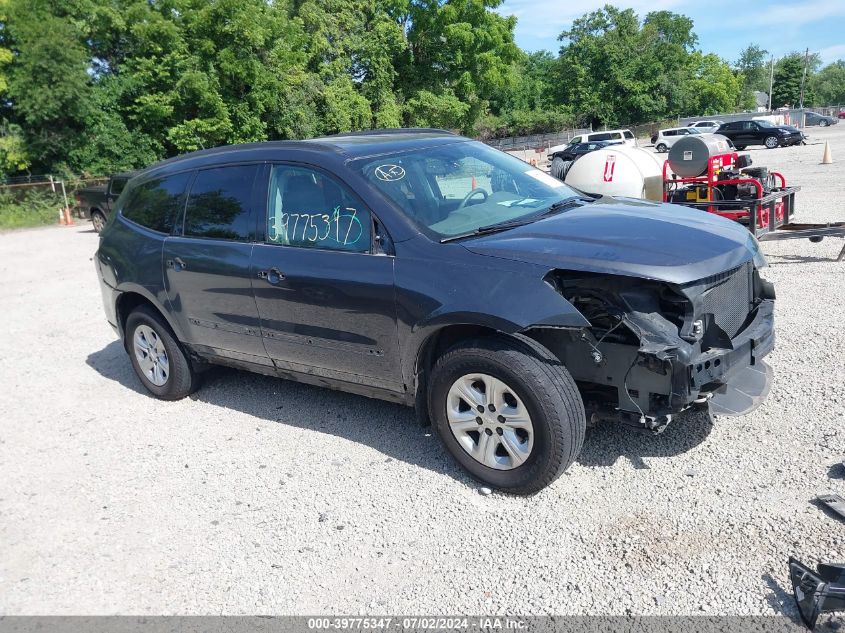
[767,57,774,111]
[799,47,810,126]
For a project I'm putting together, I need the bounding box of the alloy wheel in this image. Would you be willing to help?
[92,213,106,232]
[133,324,170,386]
[765,136,779,149]
[446,373,534,470]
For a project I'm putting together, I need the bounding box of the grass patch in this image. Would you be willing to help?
[0,189,65,229]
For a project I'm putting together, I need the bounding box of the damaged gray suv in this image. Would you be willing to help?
[95,129,775,494]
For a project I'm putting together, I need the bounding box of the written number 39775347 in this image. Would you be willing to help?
[270,207,364,246]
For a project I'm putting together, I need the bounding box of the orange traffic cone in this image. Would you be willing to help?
[471,175,477,189]
[58,207,66,225]
[821,141,833,164]
[64,207,75,225]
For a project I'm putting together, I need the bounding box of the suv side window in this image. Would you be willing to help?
[122,172,191,234]
[591,133,612,142]
[267,165,371,253]
[183,165,260,241]
[624,131,634,139]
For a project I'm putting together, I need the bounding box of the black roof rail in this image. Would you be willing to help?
[321,128,457,138]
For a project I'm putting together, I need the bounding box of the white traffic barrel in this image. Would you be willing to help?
[564,145,664,201]
[667,134,732,177]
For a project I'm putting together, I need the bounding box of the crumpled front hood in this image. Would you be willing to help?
[462,197,758,285]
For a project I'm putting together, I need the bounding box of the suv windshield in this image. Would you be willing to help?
[355,141,580,238]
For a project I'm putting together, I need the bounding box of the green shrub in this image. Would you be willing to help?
[0,189,65,229]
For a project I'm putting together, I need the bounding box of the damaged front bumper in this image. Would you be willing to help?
[532,298,775,427]
[621,298,774,420]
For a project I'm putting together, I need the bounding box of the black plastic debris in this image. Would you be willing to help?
[789,557,845,630]
[817,493,845,522]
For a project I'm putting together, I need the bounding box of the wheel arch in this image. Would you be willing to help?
[115,289,183,343]
[410,320,584,425]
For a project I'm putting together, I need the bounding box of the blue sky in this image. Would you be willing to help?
[498,0,845,66]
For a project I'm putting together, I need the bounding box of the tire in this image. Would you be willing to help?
[125,305,199,400]
[91,210,106,233]
[735,145,746,151]
[655,143,668,153]
[764,136,780,149]
[819,120,829,127]
[550,157,572,181]
[428,335,586,495]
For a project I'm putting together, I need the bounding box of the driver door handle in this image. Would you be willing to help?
[258,267,285,284]
[166,257,186,271]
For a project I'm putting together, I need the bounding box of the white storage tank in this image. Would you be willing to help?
[564,145,664,201]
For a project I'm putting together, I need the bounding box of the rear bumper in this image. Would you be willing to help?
[95,255,120,334]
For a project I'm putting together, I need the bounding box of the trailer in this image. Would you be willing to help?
[661,137,845,260]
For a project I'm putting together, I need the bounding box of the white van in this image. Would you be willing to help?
[547,129,636,157]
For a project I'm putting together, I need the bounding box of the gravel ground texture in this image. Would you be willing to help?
[1,126,843,616]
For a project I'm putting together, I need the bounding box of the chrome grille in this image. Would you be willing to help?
[698,262,753,338]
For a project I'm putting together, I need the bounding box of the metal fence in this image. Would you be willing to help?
[0,175,108,226]
[484,128,592,152]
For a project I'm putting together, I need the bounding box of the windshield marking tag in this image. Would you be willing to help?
[524,169,566,188]
[375,164,406,182]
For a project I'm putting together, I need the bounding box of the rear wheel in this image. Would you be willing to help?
[428,336,586,495]
[655,143,668,153]
[735,145,747,150]
[764,136,780,149]
[125,305,199,400]
[91,210,106,233]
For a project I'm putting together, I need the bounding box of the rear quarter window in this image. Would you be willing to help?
[121,172,192,234]
[624,131,634,139]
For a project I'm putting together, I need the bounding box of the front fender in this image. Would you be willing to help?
[395,254,589,386]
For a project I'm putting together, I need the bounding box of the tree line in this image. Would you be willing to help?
[0,0,843,178]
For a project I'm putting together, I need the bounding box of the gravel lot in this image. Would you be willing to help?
[1,127,843,616]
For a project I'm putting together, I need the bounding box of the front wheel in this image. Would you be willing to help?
[125,305,199,400]
[428,336,586,494]
[764,136,780,149]
[819,120,829,127]
[735,145,747,150]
